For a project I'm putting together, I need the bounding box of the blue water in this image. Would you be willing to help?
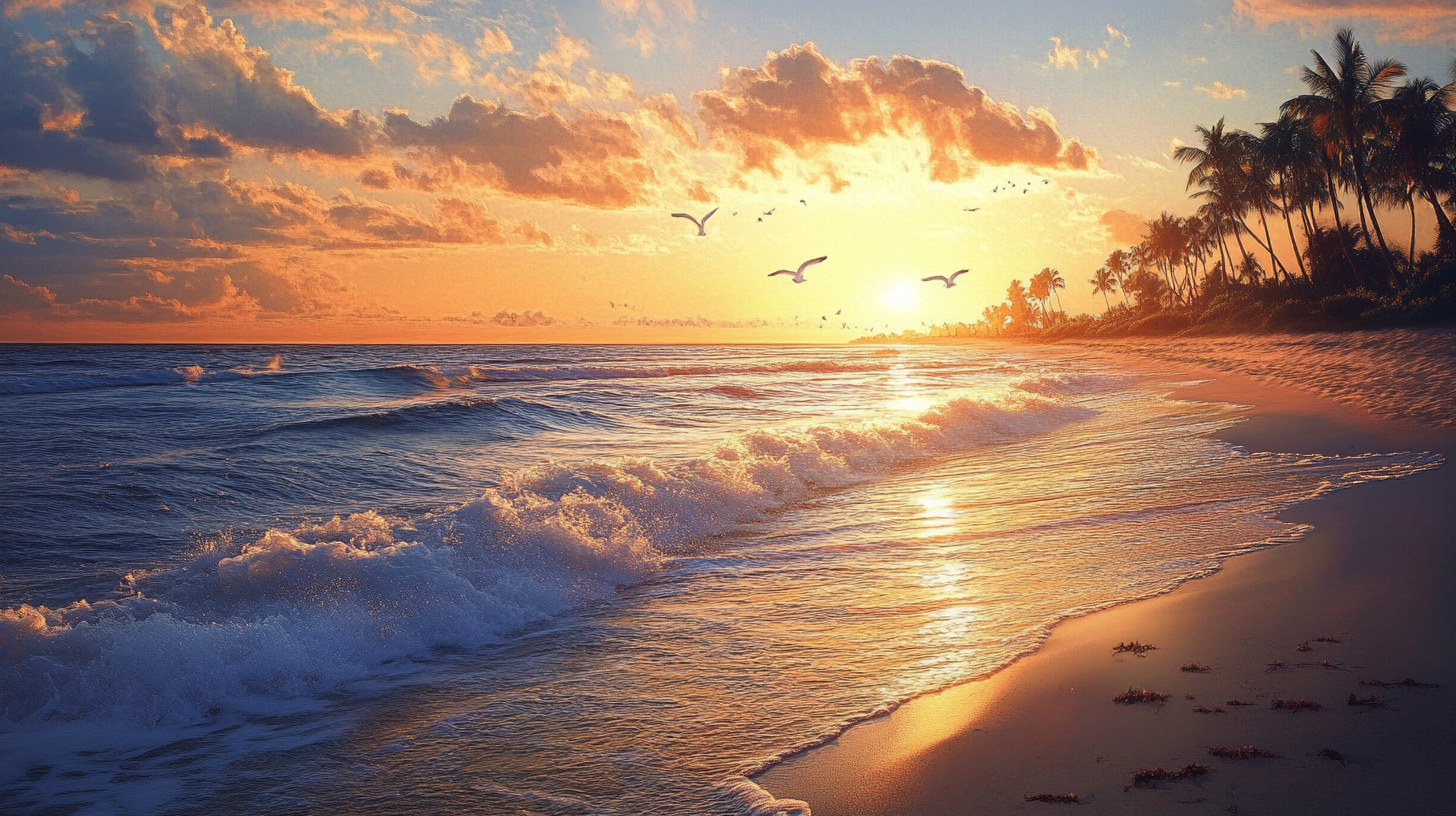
[0,340,1444,814]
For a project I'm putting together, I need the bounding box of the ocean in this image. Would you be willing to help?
[1,335,1449,814]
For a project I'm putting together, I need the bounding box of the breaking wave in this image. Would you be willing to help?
[0,387,1091,726]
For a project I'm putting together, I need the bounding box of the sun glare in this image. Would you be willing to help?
[882,283,919,313]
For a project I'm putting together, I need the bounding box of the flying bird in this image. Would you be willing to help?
[757,217,763,222]
[1043,179,1050,184]
[921,269,969,288]
[835,309,841,315]
[799,199,807,206]
[963,207,980,212]
[671,207,718,236]
[768,256,828,284]
[1023,189,1028,194]
[992,186,999,193]
[763,208,776,216]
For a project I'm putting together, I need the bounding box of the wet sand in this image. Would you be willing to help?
[757,371,1456,815]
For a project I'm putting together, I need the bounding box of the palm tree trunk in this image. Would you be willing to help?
[1409,198,1418,271]
[1278,173,1310,280]
[1355,173,1401,287]
[1101,290,1110,311]
[1420,185,1456,245]
[1256,207,1288,284]
[1322,153,1363,285]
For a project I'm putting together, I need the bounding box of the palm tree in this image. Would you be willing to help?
[1235,130,1294,283]
[1089,267,1118,311]
[1284,28,1407,287]
[1382,76,1456,251]
[1028,272,1051,326]
[1044,268,1066,314]
[1256,113,1315,280]
[1106,249,1132,305]
[1176,119,1257,284]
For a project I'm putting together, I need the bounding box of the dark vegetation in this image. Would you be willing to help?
[1114,686,1171,705]
[1271,698,1323,712]
[864,29,1456,344]
[1113,640,1158,656]
[1209,746,1278,760]
[1024,793,1080,804]
[1128,764,1211,789]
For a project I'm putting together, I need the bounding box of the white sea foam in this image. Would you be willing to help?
[0,386,1090,726]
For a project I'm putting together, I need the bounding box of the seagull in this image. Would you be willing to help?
[799,199,807,206]
[993,186,999,193]
[671,207,718,236]
[609,301,616,308]
[1023,189,1028,194]
[1043,179,1050,184]
[835,309,841,315]
[963,207,980,212]
[763,208,776,216]
[757,217,763,222]
[921,269,969,288]
[768,255,827,284]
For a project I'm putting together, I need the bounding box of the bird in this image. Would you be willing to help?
[763,208,776,216]
[1023,189,1028,194]
[993,186,999,193]
[768,256,828,284]
[671,207,718,236]
[757,217,763,222]
[1043,179,1050,184]
[821,315,827,321]
[963,207,980,212]
[609,301,616,308]
[799,199,807,206]
[921,269,969,288]
[835,309,841,315]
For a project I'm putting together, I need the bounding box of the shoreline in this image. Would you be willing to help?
[756,369,1456,815]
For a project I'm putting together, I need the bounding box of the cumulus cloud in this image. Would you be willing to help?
[695,43,1098,188]
[1100,209,1147,245]
[1234,0,1456,44]
[1196,81,1248,99]
[597,0,698,55]
[487,309,557,326]
[1046,25,1130,71]
[0,5,370,182]
[384,95,655,207]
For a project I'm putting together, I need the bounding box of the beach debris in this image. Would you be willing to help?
[1128,763,1211,789]
[1024,793,1080,804]
[1115,686,1170,705]
[1318,748,1348,766]
[1113,640,1158,656]
[1271,698,1322,713]
[1208,746,1278,760]
[1295,659,1344,670]
[1346,693,1387,708]
[1181,662,1212,672]
[1193,706,1225,714]
[1295,642,1313,652]
[1185,694,1196,700]
[1313,636,1341,643]
[1264,660,1286,672]
[1359,678,1440,688]
[1226,699,1255,706]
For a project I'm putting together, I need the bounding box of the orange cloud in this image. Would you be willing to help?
[1100,209,1146,245]
[1235,0,1456,43]
[597,0,698,55]
[694,43,1098,187]
[384,96,656,207]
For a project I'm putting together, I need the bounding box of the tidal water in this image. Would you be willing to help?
[0,337,1446,814]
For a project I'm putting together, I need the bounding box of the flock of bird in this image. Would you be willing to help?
[664,178,1051,328]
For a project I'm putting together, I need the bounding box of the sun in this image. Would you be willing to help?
[881,282,919,313]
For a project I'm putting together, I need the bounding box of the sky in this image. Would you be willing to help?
[1,0,1453,343]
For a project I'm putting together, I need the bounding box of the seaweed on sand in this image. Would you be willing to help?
[1181,662,1212,672]
[1208,746,1277,760]
[1114,687,1170,705]
[1024,793,1080,804]
[1128,764,1211,789]
[1270,698,1321,712]
[1114,641,1158,656]
[1359,678,1440,688]
[1346,693,1386,708]
[1318,749,1348,766]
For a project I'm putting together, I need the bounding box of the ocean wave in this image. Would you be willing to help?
[265,395,609,434]
[0,387,1092,726]
[0,356,287,397]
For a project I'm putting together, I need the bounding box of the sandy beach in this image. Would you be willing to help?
[757,368,1456,815]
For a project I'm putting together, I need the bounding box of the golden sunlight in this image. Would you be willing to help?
[881,282,920,313]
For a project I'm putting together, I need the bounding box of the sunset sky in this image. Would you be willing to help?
[2,0,1453,342]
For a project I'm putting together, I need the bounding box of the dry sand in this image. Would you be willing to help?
[757,371,1456,815]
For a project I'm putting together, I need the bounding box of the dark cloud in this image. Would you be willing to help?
[0,5,371,183]
[384,95,655,207]
[694,43,1098,184]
